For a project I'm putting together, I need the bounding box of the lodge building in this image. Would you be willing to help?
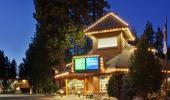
[54,12,170,95]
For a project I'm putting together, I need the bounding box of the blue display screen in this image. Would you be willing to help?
[86,57,99,70]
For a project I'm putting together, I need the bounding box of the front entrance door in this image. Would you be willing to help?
[68,79,84,95]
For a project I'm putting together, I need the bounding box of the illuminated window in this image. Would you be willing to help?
[100,76,110,92]
[68,79,84,94]
[98,37,117,48]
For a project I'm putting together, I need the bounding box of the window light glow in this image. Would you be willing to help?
[162,70,170,74]
[148,48,157,53]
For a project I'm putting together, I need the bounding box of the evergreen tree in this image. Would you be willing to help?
[8,59,17,79]
[23,38,49,92]
[127,35,163,99]
[0,50,9,78]
[0,50,6,78]
[0,50,11,93]
[89,0,110,22]
[18,62,26,79]
[65,0,109,61]
[155,27,164,58]
[33,0,109,66]
[143,21,155,47]
[21,0,109,93]
[122,76,136,100]
[107,74,123,99]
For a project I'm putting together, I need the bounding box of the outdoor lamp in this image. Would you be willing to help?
[16,87,20,91]
[22,79,26,84]
[60,90,64,97]
[77,90,81,97]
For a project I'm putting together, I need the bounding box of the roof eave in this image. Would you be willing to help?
[84,12,129,33]
[85,27,136,41]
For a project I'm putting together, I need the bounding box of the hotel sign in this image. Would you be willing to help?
[86,57,99,70]
[73,56,100,72]
[74,58,86,70]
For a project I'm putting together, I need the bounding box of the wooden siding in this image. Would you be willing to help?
[89,31,123,62]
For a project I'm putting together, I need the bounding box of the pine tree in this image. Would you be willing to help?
[18,62,26,79]
[0,50,9,78]
[155,27,164,58]
[0,50,11,93]
[89,0,110,22]
[8,59,17,79]
[65,0,109,61]
[24,38,50,92]
[143,21,155,47]
[127,35,163,99]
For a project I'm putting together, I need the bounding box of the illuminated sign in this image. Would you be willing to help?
[86,57,99,70]
[74,58,86,70]
[74,56,100,72]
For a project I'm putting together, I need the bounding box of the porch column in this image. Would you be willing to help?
[65,78,68,95]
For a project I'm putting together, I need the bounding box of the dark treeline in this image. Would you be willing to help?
[0,50,17,79]
[144,21,170,60]
[0,50,17,93]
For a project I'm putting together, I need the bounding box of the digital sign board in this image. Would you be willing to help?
[74,56,100,72]
[74,58,85,71]
[86,57,99,70]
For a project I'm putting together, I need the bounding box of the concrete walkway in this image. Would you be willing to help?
[54,95,93,100]
[0,94,118,100]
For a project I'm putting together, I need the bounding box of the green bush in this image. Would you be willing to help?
[107,74,123,98]
[43,83,58,94]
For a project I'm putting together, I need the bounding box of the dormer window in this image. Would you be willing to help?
[98,36,118,49]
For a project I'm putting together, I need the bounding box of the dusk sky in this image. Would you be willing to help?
[0,0,169,64]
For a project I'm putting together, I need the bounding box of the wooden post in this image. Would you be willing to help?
[65,78,68,95]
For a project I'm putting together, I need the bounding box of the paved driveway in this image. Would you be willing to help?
[55,95,93,100]
[0,95,93,100]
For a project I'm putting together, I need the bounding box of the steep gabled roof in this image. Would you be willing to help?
[84,12,135,41]
[84,12,128,33]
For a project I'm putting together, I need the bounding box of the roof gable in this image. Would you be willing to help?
[84,12,129,33]
[84,12,135,41]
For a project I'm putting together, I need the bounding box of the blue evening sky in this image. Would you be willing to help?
[0,0,35,64]
[0,0,169,64]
